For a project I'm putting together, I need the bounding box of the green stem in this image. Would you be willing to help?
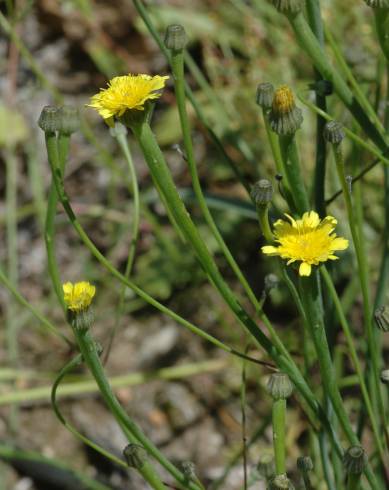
[170,46,267,313]
[45,132,67,312]
[73,328,186,490]
[0,264,72,344]
[320,267,386,465]
[332,144,385,434]
[306,0,328,217]
[104,130,140,361]
[51,354,128,469]
[278,134,309,214]
[346,473,362,490]
[375,8,389,62]
[299,272,379,490]
[272,398,287,475]
[257,205,274,243]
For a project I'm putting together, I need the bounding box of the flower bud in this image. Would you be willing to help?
[38,105,61,133]
[343,446,367,475]
[270,0,303,15]
[164,24,187,51]
[251,179,274,206]
[363,0,389,8]
[63,281,96,331]
[264,273,279,293]
[374,305,389,332]
[256,83,274,110]
[123,444,147,469]
[380,369,389,383]
[267,372,293,400]
[297,456,313,473]
[269,474,295,489]
[257,453,275,480]
[269,85,303,135]
[58,105,80,135]
[109,122,128,138]
[323,121,345,145]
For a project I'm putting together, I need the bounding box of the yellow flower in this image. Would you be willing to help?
[88,74,169,125]
[63,281,96,312]
[261,211,349,277]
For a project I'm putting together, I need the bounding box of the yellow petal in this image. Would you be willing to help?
[299,262,312,276]
[331,237,349,251]
[261,245,279,256]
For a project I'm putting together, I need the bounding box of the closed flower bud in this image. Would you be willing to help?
[380,369,389,383]
[123,444,147,469]
[267,372,293,400]
[269,85,303,135]
[364,0,389,8]
[269,474,295,489]
[297,456,313,473]
[256,83,274,110]
[164,24,187,51]
[109,122,128,138]
[251,179,274,206]
[38,105,61,133]
[374,305,389,332]
[58,105,80,135]
[270,0,303,15]
[323,121,345,145]
[257,453,275,480]
[264,273,279,293]
[343,446,367,475]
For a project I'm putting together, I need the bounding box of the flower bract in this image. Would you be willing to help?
[261,211,348,276]
[63,281,96,312]
[88,74,169,126]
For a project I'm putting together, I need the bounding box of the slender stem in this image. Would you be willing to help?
[104,131,140,361]
[278,134,310,214]
[299,272,379,490]
[257,205,274,243]
[170,46,264,314]
[374,8,389,62]
[306,0,328,217]
[320,267,386,464]
[272,398,287,475]
[0,264,72,344]
[73,329,171,490]
[332,144,385,434]
[44,132,67,312]
[346,473,362,490]
[5,147,19,434]
[240,349,248,490]
[51,354,128,469]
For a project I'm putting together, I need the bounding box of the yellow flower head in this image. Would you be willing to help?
[261,211,349,277]
[63,281,96,312]
[272,85,296,116]
[88,74,169,125]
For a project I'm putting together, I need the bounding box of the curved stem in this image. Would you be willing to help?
[104,131,141,362]
[51,354,128,469]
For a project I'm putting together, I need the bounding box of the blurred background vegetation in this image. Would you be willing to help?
[0,1,387,489]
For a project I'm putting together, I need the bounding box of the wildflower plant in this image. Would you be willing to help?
[2,0,389,489]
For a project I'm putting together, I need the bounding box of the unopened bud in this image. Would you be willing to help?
[267,372,293,400]
[343,446,367,475]
[363,0,389,8]
[323,121,345,145]
[123,444,147,469]
[374,305,389,332]
[58,106,80,135]
[380,369,389,383]
[297,456,313,473]
[256,83,274,110]
[164,24,187,51]
[269,85,303,135]
[264,273,279,293]
[270,0,303,15]
[38,106,61,133]
[269,474,295,489]
[251,179,273,206]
